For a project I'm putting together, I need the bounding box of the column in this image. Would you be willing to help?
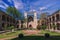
[59,11,60,30]
[9,16,10,27]
[0,14,2,30]
[51,16,53,30]
[19,20,21,29]
[24,12,27,28]
[55,14,57,30]
[58,11,60,24]
[48,17,50,30]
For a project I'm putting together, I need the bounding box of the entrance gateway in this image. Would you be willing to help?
[24,11,38,29]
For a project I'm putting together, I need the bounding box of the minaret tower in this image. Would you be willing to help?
[34,11,37,28]
[24,12,27,18]
[24,12,27,28]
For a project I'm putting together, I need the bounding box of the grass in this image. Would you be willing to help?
[10,30,60,40]
[0,30,60,40]
[39,30,60,36]
[0,30,23,39]
[11,36,60,40]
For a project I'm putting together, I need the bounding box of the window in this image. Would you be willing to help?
[28,16,33,22]
[2,15,6,21]
[57,23,60,30]
[52,16,55,21]
[56,14,59,21]
[7,17,9,22]
[49,18,51,22]
[50,24,51,28]
[2,23,5,28]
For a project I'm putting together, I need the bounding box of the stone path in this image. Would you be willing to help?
[23,30,40,36]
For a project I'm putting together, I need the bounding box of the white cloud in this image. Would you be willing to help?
[0,5,6,9]
[40,7,46,10]
[29,9,36,12]
[40,2,57,11]
[8,0,12,3]
[46,3,56,8]
[0,0,8,9]
[13,0,24,10]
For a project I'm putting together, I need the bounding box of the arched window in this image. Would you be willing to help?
[52,16,55,21]
[57,23,60,30]
[28,16,33,22]
[56,14,59,21]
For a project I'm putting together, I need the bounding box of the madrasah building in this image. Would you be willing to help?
[0,10,21,31]
[0,9,60,31]
[47,10,60,31]
[24,9,60,31]
[0,9,38,31]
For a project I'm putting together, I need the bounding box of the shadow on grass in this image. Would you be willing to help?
[11,36,60,40]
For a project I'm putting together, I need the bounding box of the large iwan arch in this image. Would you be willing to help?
[24,11,38,29]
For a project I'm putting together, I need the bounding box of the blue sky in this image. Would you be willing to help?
[0,0,60,19]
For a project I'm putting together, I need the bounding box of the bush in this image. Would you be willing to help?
[18,34,24,38]
[37,25,41,30]
[41,25,47,30]
[45,33,50,38]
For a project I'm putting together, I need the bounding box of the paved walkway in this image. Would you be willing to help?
[23,30,40,36]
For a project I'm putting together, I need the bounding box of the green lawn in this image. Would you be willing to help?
[39,30,60,36]
[0,30,60,40]
[11,36,60,40]
[11,30,60,40]
[0,30,23,39]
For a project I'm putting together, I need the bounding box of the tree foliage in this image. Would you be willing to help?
[6,7,21,18]
[41,25,47,30]
[40,13,48,19]
[24,18,27,23]
[37,25,41,30]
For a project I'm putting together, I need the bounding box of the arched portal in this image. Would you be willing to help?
[29,24,32,29]
[27,16,33,29]
[24,11,37,29]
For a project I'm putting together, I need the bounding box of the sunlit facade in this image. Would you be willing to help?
[0,10,21,31]
[47,10,60,30]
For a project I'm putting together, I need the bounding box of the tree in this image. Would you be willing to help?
[4,26,7,31]
[40,13,49,19]
[6,7,21,19]
[39,13,48,30]
[41,25,47,30]
[23,18,27,23]
[37,24,41,30]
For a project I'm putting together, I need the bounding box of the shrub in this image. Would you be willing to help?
[37,25,41,30]
[45,33,50,38]
[7,26,15,32]
[18,34,24,38]
[41,25,47,30]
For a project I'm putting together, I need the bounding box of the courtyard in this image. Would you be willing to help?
[0,0,60,40]
[0,30,60,40]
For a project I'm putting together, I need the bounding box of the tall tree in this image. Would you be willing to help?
[6,7,21,19]
[39,13,48,30]
[40,13,48,19]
